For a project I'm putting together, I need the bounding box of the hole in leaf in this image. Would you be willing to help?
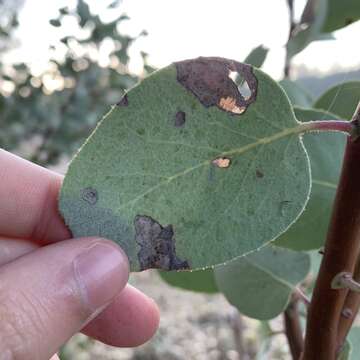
[232,71,252,100]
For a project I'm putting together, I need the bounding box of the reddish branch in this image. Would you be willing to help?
[302,103,360,359]
[336,257,360,347]
[284,297,304,359]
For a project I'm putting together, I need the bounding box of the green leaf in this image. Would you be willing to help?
[214,246,310,320]
[49,19,61,27]
[348,327,360,359]
[59,7,69,15]
[314,81,360,120]
[77,0,91,27]
[286,0,327,60]
[158,268,218,293]
[338,339,352,360]
[323,0,360,33]
[275,108,346,250]
[243,45,268,69]
[279,79,314,108]
[59,57,311,272]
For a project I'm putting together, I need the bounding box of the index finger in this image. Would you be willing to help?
[0,149,70,243]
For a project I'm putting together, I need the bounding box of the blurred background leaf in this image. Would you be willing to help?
[275,107,346,251]
[214,246,310,320]
[314,81,360,119]
[0,0,153,166]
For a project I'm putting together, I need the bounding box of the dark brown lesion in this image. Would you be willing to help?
[134,215,190,271]
[175,57,258,115]
[117,94,129,106]
[81,187,98,205]
[174,111,186,127]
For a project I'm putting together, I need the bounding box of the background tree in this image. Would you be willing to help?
[0,0,154,166]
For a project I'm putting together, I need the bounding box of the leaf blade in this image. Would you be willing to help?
[59,58,311,271]
[214,246,310,320]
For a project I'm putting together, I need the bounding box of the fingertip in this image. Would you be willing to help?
[83,284,160,347]
[73,238,130,313]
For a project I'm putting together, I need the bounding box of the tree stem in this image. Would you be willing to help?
[302,102,360,359]
[285,0,295,78]
[336,252,360,348]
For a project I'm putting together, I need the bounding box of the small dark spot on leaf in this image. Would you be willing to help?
[256,169,264,178]
[345,17,354,25]
[175,57,257,115]
[174,111,186,127]
[212,157,231,168]
[136,128,145,135]
[134,215,190,271]
[81,187,98,205]
[117,94,128,106]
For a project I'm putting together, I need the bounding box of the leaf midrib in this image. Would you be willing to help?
[116,124,305,212]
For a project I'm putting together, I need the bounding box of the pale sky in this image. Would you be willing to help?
[10,0,360,80]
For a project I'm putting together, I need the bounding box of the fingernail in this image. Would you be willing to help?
[73,241,129,312]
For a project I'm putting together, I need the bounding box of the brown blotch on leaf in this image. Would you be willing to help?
[117,94,128,106]
[256,169,264,178]
[175,57,257,115]
[212,157,231,168]
[175,111,186,127]
[134,215,190,271]
[81,187,98,205]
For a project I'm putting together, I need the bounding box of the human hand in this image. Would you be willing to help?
[0,149,160,360]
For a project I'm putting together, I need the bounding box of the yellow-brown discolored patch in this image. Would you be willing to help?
[218,97,246,114]
[212,157,231,168]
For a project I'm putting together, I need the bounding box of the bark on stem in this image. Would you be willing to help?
[302,103,360,359]
[336,256,360,348]
[284,297,304,360]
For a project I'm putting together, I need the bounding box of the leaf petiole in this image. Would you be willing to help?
[298,119,356,137]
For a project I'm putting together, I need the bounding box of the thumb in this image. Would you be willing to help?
[0,237,129,360]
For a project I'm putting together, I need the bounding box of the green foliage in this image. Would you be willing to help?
[0,0,153,165]
[314,81,360,120]
[338,340,352,360]
[322,0,360,32]
[279,79,313,108]
[285,0,360,64]
[275,107,345,250]
[286,0,328,61]
[59,60,311,271]
[243,45,268,69]
[214,246,310,320]
[159,269,218,294]
[348,327,360,360]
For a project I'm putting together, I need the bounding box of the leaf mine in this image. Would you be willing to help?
[175,57,258,115]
